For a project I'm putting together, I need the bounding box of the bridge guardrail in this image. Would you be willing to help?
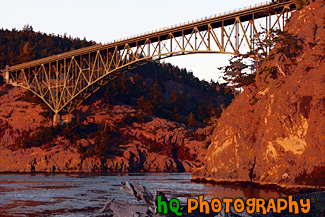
[108,0,277,44]
[9,0,293,71]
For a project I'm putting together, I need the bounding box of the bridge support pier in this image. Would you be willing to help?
[63,113,73,123]
[53,114,61,127]
[2,65,10,84]
[4,71,9,84]
[53,113,73,126]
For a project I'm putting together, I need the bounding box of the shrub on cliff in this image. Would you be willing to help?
[61,122,87,142]
[21,91,53,120]
[81,124,124,158]
[274,31,304,59]
[14,120,99,149]
[294,0,308,9]
[15,126,58,149]
[187,112,197,128]
[136,134,196,161]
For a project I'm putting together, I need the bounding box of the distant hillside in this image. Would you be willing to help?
[0,25,95,68]
[84,61,234,126]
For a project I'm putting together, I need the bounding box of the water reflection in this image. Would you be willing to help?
[201,182,285,199]
[0,173,285,216]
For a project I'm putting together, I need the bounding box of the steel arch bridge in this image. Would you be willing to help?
[6,0,302,117]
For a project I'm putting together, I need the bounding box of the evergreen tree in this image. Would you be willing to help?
[149,81,164,114]
[172,106,182,122]
[187,112,197,127]
[169,90,181,106]
[218,55,255,89]
[137,96,154,114]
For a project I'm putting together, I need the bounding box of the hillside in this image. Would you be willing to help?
[0,27,234,173]
[0,25,95,68]
[193,0,325,189]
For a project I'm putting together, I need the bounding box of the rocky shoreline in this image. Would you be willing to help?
[0,140,204,173]
[192,176,325,196]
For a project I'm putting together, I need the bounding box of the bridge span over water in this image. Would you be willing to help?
[5,0,305,123]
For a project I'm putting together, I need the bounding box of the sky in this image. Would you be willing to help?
[1,0,267,82]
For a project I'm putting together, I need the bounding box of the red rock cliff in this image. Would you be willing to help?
[0,86,207,173]
[193,1,325,187]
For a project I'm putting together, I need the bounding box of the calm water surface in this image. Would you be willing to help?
[0,173,285,216]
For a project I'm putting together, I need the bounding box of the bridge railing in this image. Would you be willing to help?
[106,0,276,44]
[9,0,293,71]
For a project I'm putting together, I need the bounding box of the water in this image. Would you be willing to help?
[0,173,285,216]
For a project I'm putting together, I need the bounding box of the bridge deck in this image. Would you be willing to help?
[9,0,295,71]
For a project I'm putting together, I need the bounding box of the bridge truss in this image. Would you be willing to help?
[8,0,297,114]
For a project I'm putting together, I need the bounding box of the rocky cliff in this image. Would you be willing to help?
[193,1,325,187]
[0,85,207,173]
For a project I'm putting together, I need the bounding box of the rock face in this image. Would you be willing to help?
[193,1,325,187]
[0,141,203,173]
[0,86,206,173]
[0,85,46,146]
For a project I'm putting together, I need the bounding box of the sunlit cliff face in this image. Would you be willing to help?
[193,0,325,187]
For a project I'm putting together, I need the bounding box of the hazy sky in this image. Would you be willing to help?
[1,0,267,81]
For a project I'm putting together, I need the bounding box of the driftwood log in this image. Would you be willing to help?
[99,181,266,217]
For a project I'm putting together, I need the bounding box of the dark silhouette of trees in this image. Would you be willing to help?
[219,55,256,89]
[0,26,95,69]
[92,61,234,126]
